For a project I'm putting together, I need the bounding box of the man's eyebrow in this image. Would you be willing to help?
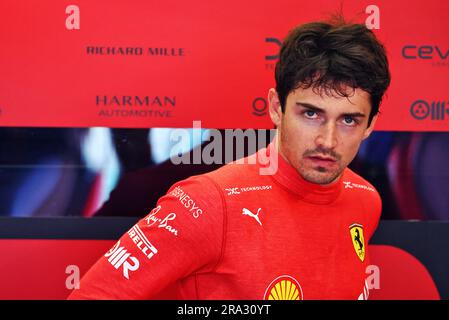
[295,102,366,118]
[295,102,325,113]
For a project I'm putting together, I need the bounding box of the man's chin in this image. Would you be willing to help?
[300,169,341,185]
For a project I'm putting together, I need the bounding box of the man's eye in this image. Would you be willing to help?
[343,116,357,125]
[304,110,318,119]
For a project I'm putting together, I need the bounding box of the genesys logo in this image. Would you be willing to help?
[104,240,140,280]
[402,45,449,67]
[144,205,179,236]
[170,186,204,219]
[410,100,449,121]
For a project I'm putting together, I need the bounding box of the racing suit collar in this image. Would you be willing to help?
[265,142,344,205]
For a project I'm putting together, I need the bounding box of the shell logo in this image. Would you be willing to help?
[263,275,303,300]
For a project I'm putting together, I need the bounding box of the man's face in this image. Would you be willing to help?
[269,86,377,185]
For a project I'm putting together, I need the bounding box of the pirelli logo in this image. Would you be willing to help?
[128,225,158,260]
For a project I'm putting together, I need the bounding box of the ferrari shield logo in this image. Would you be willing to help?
[349,224,365,262]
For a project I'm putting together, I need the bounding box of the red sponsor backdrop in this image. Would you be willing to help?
[369,245,440,300]
[0,240,439,300]
[0,0,448,130]
[0,239,112,300]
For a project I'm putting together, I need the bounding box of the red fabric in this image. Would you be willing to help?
[69,144,381,300]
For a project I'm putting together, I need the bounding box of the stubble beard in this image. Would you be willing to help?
[279,127,343,185]
[297,162,343,185]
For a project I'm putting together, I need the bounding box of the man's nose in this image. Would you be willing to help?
[315,122,338,150]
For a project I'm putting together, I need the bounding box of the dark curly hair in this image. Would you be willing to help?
[275,20,391,126]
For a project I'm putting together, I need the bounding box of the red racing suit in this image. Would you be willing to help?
[69,144,381,300]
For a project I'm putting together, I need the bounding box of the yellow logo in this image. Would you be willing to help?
[349,224,365,262]
[264,275,303,300]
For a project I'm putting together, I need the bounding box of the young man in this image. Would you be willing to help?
[69,19,390,300]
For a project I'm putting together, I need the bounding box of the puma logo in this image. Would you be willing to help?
[242,208,262,226]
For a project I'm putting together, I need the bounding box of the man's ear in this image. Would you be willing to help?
[362,114,378,140]
[268,88,282,127]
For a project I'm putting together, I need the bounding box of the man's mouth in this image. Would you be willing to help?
[307,155,337,167]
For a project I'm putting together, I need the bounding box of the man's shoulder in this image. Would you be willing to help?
[342,168,380,196]
[204,158,266,186]
[342,169,382,239]
[171,156,267,199]
[341,168,382,212]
